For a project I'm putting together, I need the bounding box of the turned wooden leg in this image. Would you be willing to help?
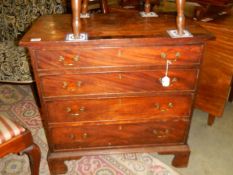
[23,144,41,175]
[172,150,190,167]
[208,114,215,126]
[81,0,88,14]
[194,5,208,20]
[71,0,82,38]
[176,0,186,35]
[100,0,109,14]
[144,0,151,13]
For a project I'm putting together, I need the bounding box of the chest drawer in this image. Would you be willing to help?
[46,94,193,123]
[36,45,202,70]
[49,119,189,151]
[41,69,198,97]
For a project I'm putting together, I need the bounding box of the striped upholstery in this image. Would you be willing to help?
[0,115,25,144]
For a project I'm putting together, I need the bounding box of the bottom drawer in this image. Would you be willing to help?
[49,119,189,151]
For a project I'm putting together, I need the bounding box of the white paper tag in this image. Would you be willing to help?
[161,76,170,87]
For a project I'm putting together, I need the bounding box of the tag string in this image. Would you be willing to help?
[165,60,170,76]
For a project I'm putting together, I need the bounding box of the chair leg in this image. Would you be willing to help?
[23,143,41,175]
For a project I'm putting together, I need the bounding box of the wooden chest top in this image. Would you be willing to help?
[20,11,213,48]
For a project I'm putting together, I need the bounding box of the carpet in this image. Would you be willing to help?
[0,84,181,175]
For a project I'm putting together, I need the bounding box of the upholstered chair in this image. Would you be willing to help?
[0,115,41,175]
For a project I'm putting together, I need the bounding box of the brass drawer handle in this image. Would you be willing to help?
[69,134,75,140]
[161,129,170,135]
[62,81,83,91]
[162,102,174,112]
[168,102,174,108]
[161,52,167,59]
[82,133,88,139]
[175,52,181,60]
[66,106,85,117]
[79,106,85,112]
[154,102,174,112]
[118,74,122,80]
[76,81,82,87]
[171,77,178,83]
[117,50,122,57]
[63,81,68,89]
[58,55,80,66]
[153,129,158,135]
[118,125,123,130]
[73,55,80,62]
[154,103,160,110]
[152,129,169,138]
[160,52,181,61]
[58,56,65,62]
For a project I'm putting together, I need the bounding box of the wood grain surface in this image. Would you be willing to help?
[20,10,212,175]
[195,14,233,121]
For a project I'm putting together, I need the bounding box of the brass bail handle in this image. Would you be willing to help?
[176,0,186,35]
[72,0,82,38]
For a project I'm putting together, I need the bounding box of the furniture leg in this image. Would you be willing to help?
[47,153,83,175]
[48,158,68,175]
[81,0,89,14]
[194,4,209,20]
[158,146,190,167]
[71,0,82,38]
[144,0,151,13]
[100,0,109,14]
[208,114,215,126]
[176,0,185,35]
[22,144,41,175]
[172,150,190,167]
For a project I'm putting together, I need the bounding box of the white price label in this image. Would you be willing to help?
[161,76,170,87]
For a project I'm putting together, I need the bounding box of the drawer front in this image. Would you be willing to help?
[49,119,189,151]
[41,69,198,97]
[36,45,202,70]
[46,95,193,123]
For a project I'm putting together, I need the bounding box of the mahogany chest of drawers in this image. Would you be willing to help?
[20,11,212,174]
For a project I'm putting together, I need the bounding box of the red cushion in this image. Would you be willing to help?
[0,115,25,144]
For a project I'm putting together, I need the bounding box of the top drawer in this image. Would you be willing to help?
[36,45,203,70]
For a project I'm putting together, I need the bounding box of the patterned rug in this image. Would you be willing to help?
[0,84,181,175]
